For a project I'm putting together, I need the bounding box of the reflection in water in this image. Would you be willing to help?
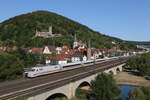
[119,85,137,100]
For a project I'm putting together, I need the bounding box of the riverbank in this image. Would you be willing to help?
[114,72,150,86]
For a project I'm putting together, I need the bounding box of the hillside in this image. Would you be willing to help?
[0,10,136,49]
[128,41,150,48]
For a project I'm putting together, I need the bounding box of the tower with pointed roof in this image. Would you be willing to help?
[73,32,78,49]
[87,40,91,60]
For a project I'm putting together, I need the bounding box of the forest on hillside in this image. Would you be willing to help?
[0,11,138,50]
[0,11,115,48]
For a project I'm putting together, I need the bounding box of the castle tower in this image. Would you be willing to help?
[73,32,78,49]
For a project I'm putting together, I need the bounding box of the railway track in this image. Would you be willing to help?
[0,57,128,100]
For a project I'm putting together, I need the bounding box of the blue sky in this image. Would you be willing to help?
[0,0,149,41]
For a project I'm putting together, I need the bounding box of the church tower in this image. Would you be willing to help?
[48,26,53,35]
[87,40,91,60]
[73,32,78,49]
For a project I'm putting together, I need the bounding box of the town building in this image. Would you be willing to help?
[46,56,67,65]
[0,46,17,52]
[29,48,43,54]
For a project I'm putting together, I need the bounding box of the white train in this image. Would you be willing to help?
[25,56,122,78]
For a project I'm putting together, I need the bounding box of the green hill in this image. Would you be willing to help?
[0,10,135,49]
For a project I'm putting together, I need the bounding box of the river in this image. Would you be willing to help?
[119,85,137,100]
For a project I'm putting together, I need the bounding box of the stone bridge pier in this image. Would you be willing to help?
[28,64,124,100]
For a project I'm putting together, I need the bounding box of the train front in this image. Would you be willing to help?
[24,68,36,78]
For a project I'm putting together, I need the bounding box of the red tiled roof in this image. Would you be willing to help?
[47,46,56,52]
[31,48,43,52]
[62,45,69,49]
[12,46,17,50]
[57,54,71,58]
[0,46,7,51]
[0,46,16,51]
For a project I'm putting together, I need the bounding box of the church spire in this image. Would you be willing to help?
[74,32,77,42]
[73,32,78,49]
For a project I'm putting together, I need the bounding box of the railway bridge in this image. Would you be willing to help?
[0,57,127,100]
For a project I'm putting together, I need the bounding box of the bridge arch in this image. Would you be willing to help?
[78,81,91,88]
[109,70,114,75]
[116,68,121,73]
[77,81,91,92]
[46,93,67,100]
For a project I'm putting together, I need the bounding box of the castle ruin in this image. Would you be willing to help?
[35,26,61,38]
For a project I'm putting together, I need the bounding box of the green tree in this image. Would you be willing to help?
[125,53,150,76]
[0,52,24,81]
[128,88,146,100]
[128,86,150,100]
[75,88,87,100]
[90,73,121,100]
[51,52,57,57]
[9,48,45,68]
[0,48,47,82]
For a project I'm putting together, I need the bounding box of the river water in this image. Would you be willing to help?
[119,85,137,100]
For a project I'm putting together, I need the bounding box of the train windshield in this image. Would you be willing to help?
[30,69,36,72]
[24,68,36,72]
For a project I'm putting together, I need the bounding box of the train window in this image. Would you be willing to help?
[30,69,35,72]
[39,69,43,71]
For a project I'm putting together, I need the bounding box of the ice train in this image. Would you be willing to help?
[25,56,123,78]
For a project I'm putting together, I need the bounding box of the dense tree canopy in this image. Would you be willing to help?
[9,48,45,67]
[0,52,24,81]
[0,10,138,50]
[90,73,121,100]
[125,53,150,76]
[0,49,45,81]
[128,86,150,100]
